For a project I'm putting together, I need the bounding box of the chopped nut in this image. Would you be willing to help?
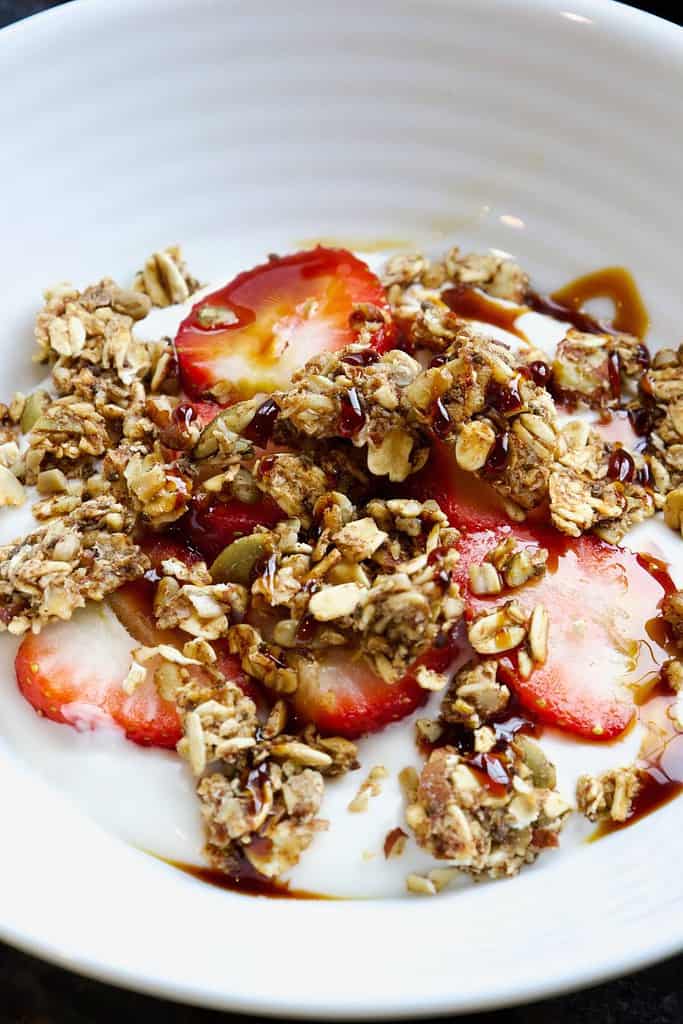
[416,718,443,743]
[415,665,448,691]
[528,605,549,664]
[333,517,387,561]
[348,765,388,812]
[0,441,20,469]
[269,741,333,769]
[20,390,50,433]
[468,562,502,596]
[473,726,496,754]
[0,465,25,507]
[36,468,70,495]
[406,873,437,896]
[122,658,148,696]
[182,638,217,665]
[517,649,533,680]
[309,582,367,621]
[384,827,408,859]
[398,766,420,803]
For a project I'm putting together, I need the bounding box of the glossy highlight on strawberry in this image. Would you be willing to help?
[175,247,394,399]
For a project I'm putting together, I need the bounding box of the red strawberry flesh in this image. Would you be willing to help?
[181,498,284,562]
[291,629,464,739]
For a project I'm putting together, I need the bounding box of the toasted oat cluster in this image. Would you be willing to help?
[402,734,569,880]
[576,766,643,823]
[0,496,147,635]
[177,676,357,878]
[222,495,463,691]
[1,240,679,895]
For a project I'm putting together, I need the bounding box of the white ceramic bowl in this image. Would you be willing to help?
[1,0,682,1015]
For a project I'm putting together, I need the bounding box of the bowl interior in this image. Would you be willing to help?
[0,0,682,1015]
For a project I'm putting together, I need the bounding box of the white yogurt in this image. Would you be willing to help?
[0,252,678,898]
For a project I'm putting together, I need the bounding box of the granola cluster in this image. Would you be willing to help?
[399,644,571,882]
[549,420,656,542]
[224,494,463,689]
[269,346,430,483]
[551,329,648,409]
[404,743,569,879]
[0,496,146,634]
[177,676,357,878]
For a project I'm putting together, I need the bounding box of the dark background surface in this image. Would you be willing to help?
[0,0,681,1020]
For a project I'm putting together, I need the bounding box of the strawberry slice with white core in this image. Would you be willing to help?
[15,606,183,748]
[16,536,253,748]
[291,634,463,739]
[175,247,394,399]
[408,445,672,740]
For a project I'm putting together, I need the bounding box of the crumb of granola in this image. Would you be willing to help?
[443,247,528,303]
[576,766,642,823]
[347,765,388,813]
[441,659,510,731]
[384,827,408,859]
[104,442,193,528]
[552,329,646,409]
[133,245,201,308]
[154,560,247,640]
[661,591,683,648]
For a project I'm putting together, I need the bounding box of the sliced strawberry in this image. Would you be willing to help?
[15,608,183,748]
[17,534,255,748]
[182,498,284,562]
[175,247,394,399]
[291,634,463,739]
[106,653,184,748]
[407,441,673,739]
[452,521,671,740]
[406,441,515,533]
